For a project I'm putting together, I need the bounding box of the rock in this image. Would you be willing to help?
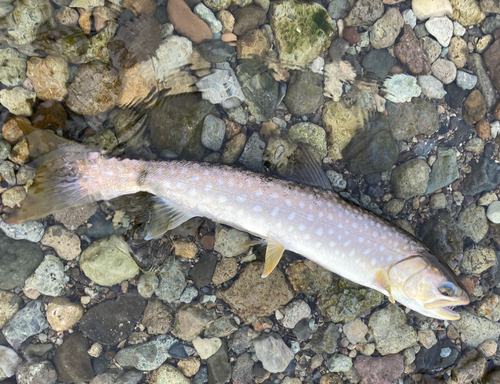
[66,62,120,116]
[426,147,459,194]
[286,261,334,295]
[53,203,99,231]
[0,291,22,329]
[232,353,254,384]
[152,35,193,83]
[196,69,245,109]
[289,122,327,159]
[237,29,270,60]
[487,201,500,224]
[418,75,447,99]
[115,334,177,371]
[0,220,43,243]
[198,40,236,63]
[431,59,456,84]
[465,137,485,154]
[80,235,139,286]
[318,277,384,323]
[361,49,394,79]
[425,16,453,47]
[343,116,398,175]
[282,300,311,329]
[15,361,57,384]
[370,8,404,49]
[478,339,498,357]
[253,333,294,373]
[23,255,69,297]
[0,346,22,380]
[429,193,447,209]
[217,262,294,323]
[391,159,431,199]
[386,98,439,140]
[79,291,146,345]
[310,323,340,354]
[448,36,468,69]
[189,252,218,289]
[344,0,384,26]
[5,0,53,45]
[484,39,500,94]
[149,93,217,160]
[0,48,26,87]
[369,304,418,355]
[41,225,81,261]
[420,36,442,63]
[482,14,500,34]
[478,294,500,322]
[26,56,69,102]
[461,246,496,274]
[142,299,173,335]
[232,5,266,36]
[383,74,422,103]
[484,367,500,384]
[214,224,251,258]
[150,364,190,384]
[462,158,500,196]
[326,354,353,373]
[204,317,238,338]
[415,338,459,372]
[343,319,368,344]
[155,260,186,303]
[458,204,488,243]
[328,0,351,19]
[2,300,48,349]
[172,303,214,341]
[45,297,83,332]
[1,186,26,208]
[270,0,336,69]
[194,3,222,34]
[481,0,500,12]
[420,212,463,261]
[0,87,36,117]
[402,8,417,28]
[236,58,278,122]
[0,234,43,290]
[228,326,260,354]
[167,0,213,43]
[239,132,265,170]
[418,329,438,349]
[451,348,487,383]
[284,71,324,116]
[450,0,485,26]
[456,70,478,90]
[177,357,201,377]
[201,115,226,152]
[412,0,453,20]
[322,101,365,161]
[454,309,500,347]
[394,25,431,75]
[463,89,486,125]
[192,337,222,359]
[355,355,404,384]
[222,132,246,164]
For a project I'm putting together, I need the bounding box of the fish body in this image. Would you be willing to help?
[9,127,469,320]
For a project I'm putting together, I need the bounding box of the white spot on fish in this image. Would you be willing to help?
[371,258,377,265]
[372,231,379,237]
[299,202,305,208]
[338,223,343,229]
[352,222,358,229]
[189,188,197,196]
[329,241,336,247]
[398,256,402,261]
[203,170,209,176]
[277,221,282,229]
[349,249,355,257]
[315,242,322,249]
[255,189,263,197]
[228,178,235,187]
[236,195,246,203]
[217,178,223,186]
[318,212,324,218]
[218,195,227,203]
[387,255,393,262]
[303,234,310,240]
[316,228,323,236]
[288,212,296,220]
[104,171,114,177]
[270,192,279,199]
[176,182,186,189]
[191,174,199,181]
[163,180,171,188]
[246,180,252,187]
[327,214,333,221]
[355,258,360,264]
[286,199,292,207]
[379,245,385,252]
[253,205,263,212]
[357,237,364,243]
[363,249,371,255]
[271,207,280,217]
[307,214,313,221]
[328,228,334,235]
[343,240,351,247]
[204,183,213,191]
[288,226,294,232]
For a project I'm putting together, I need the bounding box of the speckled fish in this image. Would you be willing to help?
[7,123,469,320]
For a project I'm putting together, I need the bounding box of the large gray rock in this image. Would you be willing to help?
[2,301,49,350]
[462,157,500,196]
[115,335,177,371]
[284,71,324,116]
[426,147,459,194]
[52,332,94,382]
[454,310,500,347]
[391,159,431,199]
[386,98,439,141]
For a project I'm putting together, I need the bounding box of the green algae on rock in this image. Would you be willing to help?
[270,0,336,69]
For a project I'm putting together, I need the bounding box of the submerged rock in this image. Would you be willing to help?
[2,301,49,350]
[0,48,26,87]
[284,71,324,116]
[426,147,459,194]
[420,212,463,261]
[253,333,294,373]
[386,98,439,140]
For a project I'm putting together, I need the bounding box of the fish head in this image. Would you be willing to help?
[389,251,469,320]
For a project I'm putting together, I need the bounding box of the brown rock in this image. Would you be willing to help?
[237,29,270,59]
[394,25,431,75]
[451,348,487,383]
[8,138,29,165]
[448,36,468,69]
[217,10,234,33]
[217,262,294,323]
[476,119,490,140]
[177,356,201,377]
[494,100,500,120]
[233,5,267,36]
[93,6,120,31]
[142,299,173,335]
[167,0,213,44]
[123,0,156,16]
[463,90,487,125]
[31,100,68,131]
[0,290,23,328]
[2,117,30,145]
[354,354,404,384]
[78,8,92,34]
[53,332,94,382]
[484,367,500,384]
[46,297,84,331]
[212,257,238,285]
[484,39,500,93]
[343,27,360,45]
[26,55,70,102]
[55,6,79,26]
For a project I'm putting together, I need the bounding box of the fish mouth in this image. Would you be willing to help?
[424,296,470,320]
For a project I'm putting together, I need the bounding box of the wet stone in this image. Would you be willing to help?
[328,0,350,19]
[451,348,487,383]
[79,291,147,345]
[461,246,496,274]
[115,335,177,371]
[361,49,394,79]
[458,204,488,243]
[212,257,238,285]
[0,346,22,381]
[326,354,353,373]
[206,339,231,384]
[189,252,218,288]
[454,310,500,347]
[142,299,173,335]
[355,354,404,384]
[420,36,442,64]
[310,323,341,354]
[0,291,22,329]
[284,71,324,116]
[15,360,57,384]
[201,115,226,152]
[52,331,93,382]
[232,352,254,384]
[456,70,478,90]
[391,159,431,200]
[344,0,384,26]
[155,260,186,303]
[254,333,294,373]
[150,364,190,384]
[41,225,80,260]
[0,234,43,290]
[239,132,265,170]
[177,357,201,377]
[462,158,500,196]
[0,220,44,243]
[2,300,48,350]
[46,297,83,332]
[415,338,459,372]
[24,255,69,297]
[293,318,313,341]
[282,300,311,329]
[394,25,431,75]
[172,303,215,341]
[420,212,463,261]
[196,68,244,108]
[343,318,368,344]
[386,98,439,141]
[84,211,114,241]
[426,147,459,194]
[204,317,238,338]
[232,5,266,36]
[463,89,487,125]
[217,262,294,323]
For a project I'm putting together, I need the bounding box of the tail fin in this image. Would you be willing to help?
[5,122,98,224]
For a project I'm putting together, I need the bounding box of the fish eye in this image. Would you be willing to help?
[439,282,455,296]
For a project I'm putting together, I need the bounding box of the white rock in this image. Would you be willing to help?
[487,201,500,224]
[431,58,456,84]
[152,36,193,83]
[0,220,44,242]
[412,0,453,20]
[0,48,26,87]
[254,333,294,373]
[0,346,22,380]
[192,337,222,359]
[309,56,324,74]
[418,75,447,99]
[456,70,478,90]
[402,9,417,28]
[194,3,222,34]
[0,87,36,117]
[196,69,245,109]
[425,16,453,47]
[491,121,500,138]
[453,21,466,36]
[383,74,422,103]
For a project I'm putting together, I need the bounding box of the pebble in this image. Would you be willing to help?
[0,48,26,88]
[282,300,311,329]
[478,339,497,357]
[189,253,218,289]
[468,53,497,109]
[326,354,353,373]
[26,55,69,102]
[461,246,497,274]
[2,301,49,350]
[254,333,294,373]
[284,71,324,116]
[212,257,238,285]
[448,36,468,68]
[456,70,478,90]
[412,0,453,20]
[138,272,159,299]
[370,8,404,50]
[232,5,266,36]
[394,25,431,75]
[214,224,250,257]
[177,357,200,377]
[116,335,177,371]
[451,348,487,383]
[454,310,500,347]
[16,361,57,384]
[239,132,265,170]
[24,255,69,297]
[458,204,488,243]
[418,329,438,349]
[328,0,351,19]
[418,75,447,99]
[0,87,36,117]
[192,337,222,359]
[0,220,44,243]
[449,0,485,26]
[197,69,245,109]
[0,345,22,380]
[431,58,456,84]
[167,0,212,43]
[0,290,23,330]
[155,260,187,303]
[172,303,214,341]
[430,193,447,209]
[465,137,485,154]
[46,297,83,332]
[425,16,453,47]
[391,159,431,199]
[355,355,404,384]
[344,0,384,26]
[40,225,81,260]
[201,114,226,152]
[150,364,190,384]
[486,200,500,224]
[383,74,422,103]
[194,3,222,34]
[402,8,417,28]
[463,89,487,125]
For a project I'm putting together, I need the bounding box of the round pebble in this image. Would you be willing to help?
[487,201,500,224]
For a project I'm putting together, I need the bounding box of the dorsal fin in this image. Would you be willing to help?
[144,197,194,240]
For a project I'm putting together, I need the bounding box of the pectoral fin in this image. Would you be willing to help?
[375,269,395,304]
[144,197,194,240]
[262,239,286,278]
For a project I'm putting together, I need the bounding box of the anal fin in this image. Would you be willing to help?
[144,197,194,240]
[375,269,395,303]
[262,239,286,278]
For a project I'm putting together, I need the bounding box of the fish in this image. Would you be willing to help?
[6,122,469,321]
